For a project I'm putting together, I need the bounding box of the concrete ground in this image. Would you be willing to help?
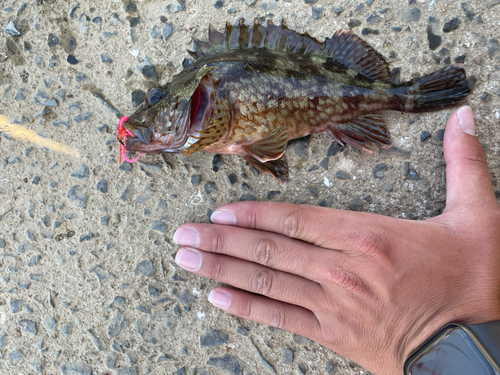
[1,0,499,374]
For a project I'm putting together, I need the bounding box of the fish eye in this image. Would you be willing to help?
[147,88,163,106]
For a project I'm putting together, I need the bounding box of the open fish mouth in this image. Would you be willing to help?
[120,77,214,156]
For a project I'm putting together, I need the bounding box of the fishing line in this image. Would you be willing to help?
[117,115,143,163]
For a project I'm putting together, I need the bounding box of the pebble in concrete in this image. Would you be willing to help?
[67,185,87,208]
[191,175,201,186]
[212,154,224,171]
[5,21,21,36]
[10,300,22,313]
[443,17,461,32]
[409,169,420,180]
[73,113,92,122]
[48,33,59,47]
[200,328,228,346]
[135,260,155,277]
[108,310,127,337]
[282,348,294,364]
[373,164,388,179]
[29,360,42,373]
[60,363,91,375]
[89,266,116,283]
[434,129,445,142]
[151,221,167,232]
[239,193,256,201]
[131,90,145,107]
[101,54,112,63]
[421,130,431,142]
[88,329,106,350]
[336,171,350,179]
[9,350,25,361]
[312,6,322,19]
[17,320,37,335]
[171,287,196,304]
[329,5,345,16]
[62,324,72,336]
[213,0,225,8]
[116,368,137,375]
[207,354,244,375]
[163,22,174,40]
[325,362,338,374]
[461,2,476,21]
[28,255,41,266]
[148,285,161,297]
[402,8,420,22]
[14,89,25,101]
[204,182,218,194]
[96,179,107,193]
[67,55,79,64]
[71,163,88,178]
[43,316,57,331]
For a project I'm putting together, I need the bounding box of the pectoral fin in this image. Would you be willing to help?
[242,126,288,163]
[328,114,391,152]
[243,154,288,182]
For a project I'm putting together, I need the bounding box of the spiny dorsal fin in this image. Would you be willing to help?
[209,23,227,53]
[187,20,390,82]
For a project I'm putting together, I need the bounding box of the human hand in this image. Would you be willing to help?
[173,106,500,374]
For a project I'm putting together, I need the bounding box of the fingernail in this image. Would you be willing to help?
[457,106,475,136]
[175,248,202,271]
[173,228,200,247]
[208,289,231,308]
[210,210,237,225]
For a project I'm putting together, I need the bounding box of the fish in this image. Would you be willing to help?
[118,19,470,181]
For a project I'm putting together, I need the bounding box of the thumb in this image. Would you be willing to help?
[443,105,496,211]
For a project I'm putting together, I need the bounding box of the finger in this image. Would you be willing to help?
[175,247,324,309]
[209,201,393,249]
[443,106,496,210]
[207,286,322,341]
[174,223,344,282]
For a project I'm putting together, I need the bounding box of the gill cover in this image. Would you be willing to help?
[154,65,216,133]
[126,64,217,133]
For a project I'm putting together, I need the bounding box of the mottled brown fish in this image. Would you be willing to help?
[120,20,470,180]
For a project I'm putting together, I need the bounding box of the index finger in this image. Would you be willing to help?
[210,201,393,249]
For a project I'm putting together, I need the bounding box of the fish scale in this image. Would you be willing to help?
[121,20,470,181]
[221,69,392,144]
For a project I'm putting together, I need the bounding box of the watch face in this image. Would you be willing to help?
[407,327,500,375]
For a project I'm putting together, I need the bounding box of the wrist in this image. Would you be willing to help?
[404,321,500,374]
[397,303,500,374]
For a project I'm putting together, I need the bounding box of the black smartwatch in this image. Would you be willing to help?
[404,321,500,375]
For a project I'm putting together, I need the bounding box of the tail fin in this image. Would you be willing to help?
[405,64,470,113]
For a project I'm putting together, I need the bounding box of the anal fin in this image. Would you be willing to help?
[243,154,288,182]
[328,114,391,152]
[242,126,288,163]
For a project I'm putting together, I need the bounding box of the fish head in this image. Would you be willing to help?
[121,64,216,153]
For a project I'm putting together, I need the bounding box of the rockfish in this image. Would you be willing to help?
[118,20,470,180]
